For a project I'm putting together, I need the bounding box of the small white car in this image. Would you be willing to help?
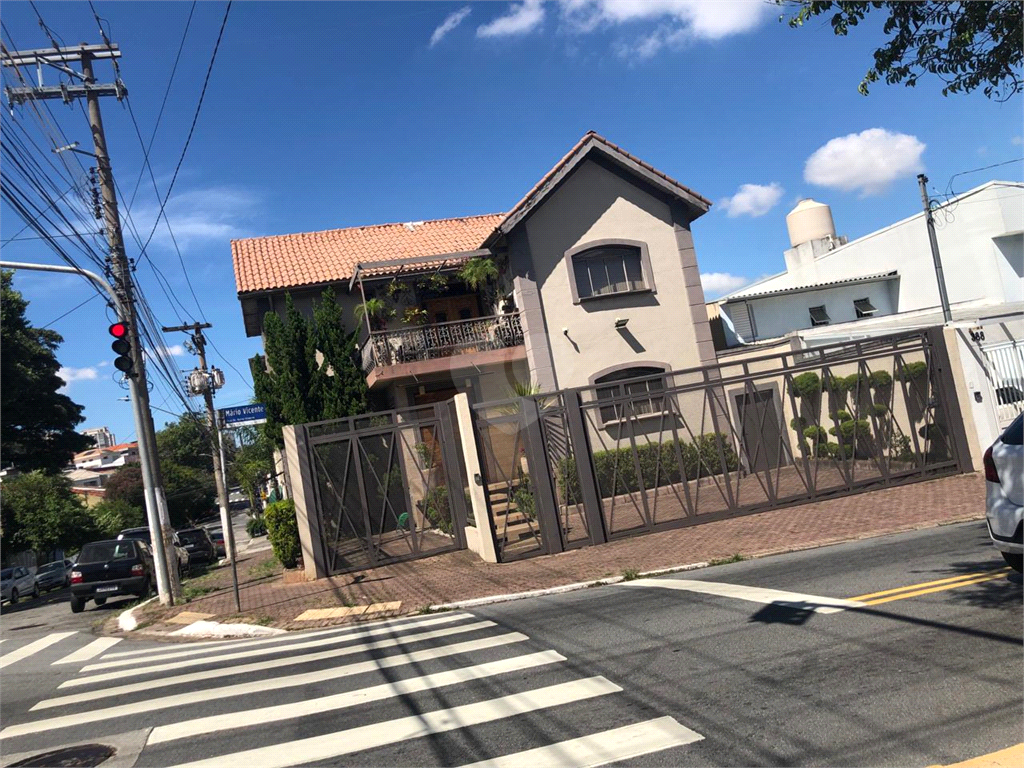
[1,565,39,604]
[984,413,1023,573]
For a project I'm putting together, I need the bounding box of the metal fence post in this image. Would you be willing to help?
[519,397,565,555]
[563,390,607,545]
[436,401,468,549]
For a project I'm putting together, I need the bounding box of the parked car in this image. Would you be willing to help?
[35,559,75,592]
[2,566,38,604]
[208,528,227,558]
[176,527,217,566]
[70,539,155,613]
[118,526,190,577]
[984,412,1023,573]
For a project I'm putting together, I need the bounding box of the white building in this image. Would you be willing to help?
[717,180,1023,347]
[82,426,116,449]
[72,442,139,471]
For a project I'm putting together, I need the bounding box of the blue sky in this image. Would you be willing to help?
[2,0,1021,444]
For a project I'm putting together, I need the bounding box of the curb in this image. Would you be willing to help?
[116,596,156,632]
[426,515,986,613]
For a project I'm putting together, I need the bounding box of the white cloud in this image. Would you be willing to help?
[563,0,773,58]
[133,187,260,252]
[701,272,750,297]
[145,344,187,361]
[804,129,926,196]
[719,182,784,218]
[477,0,545,38]
[430,6,472,47]
[58,366,99,388]
[1012,136,1023,146]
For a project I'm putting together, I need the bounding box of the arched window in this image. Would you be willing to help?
[566,240,654,303]
[594,365,667,423]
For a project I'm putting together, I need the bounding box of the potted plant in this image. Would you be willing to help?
[354,297,394,330]
[402,307,429,326]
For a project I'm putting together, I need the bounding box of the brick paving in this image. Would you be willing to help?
[130,472,986,634]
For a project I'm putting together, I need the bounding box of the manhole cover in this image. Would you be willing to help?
[9,744,115,767]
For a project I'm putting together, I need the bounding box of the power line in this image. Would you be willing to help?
[42,292,101,329]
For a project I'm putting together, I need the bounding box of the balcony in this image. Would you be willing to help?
[360,313,526,387]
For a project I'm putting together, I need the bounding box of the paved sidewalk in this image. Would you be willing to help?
[124,472,986,635]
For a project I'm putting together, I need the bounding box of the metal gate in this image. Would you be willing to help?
[303,402,469,574]
[473,328,968,560]
[980,339,1024,425]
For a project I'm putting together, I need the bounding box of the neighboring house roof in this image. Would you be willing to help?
[721,270,899,303]
[232,131,711,296]
[232,214,503,295]
[484,131,711,245]
[107,442,138,452]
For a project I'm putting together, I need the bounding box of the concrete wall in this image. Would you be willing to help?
[513,157,707,391]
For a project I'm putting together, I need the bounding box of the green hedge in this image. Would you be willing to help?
[421,486,453,535]
[265,499,301,568]
[557,433,738,503]
[246,516,268,537]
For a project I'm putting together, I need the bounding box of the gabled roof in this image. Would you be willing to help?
[720,270,899,303]
[232,214,503,295]
[484,131,711,245]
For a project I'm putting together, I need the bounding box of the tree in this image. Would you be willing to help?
[781,1,1023,100]
[251,289,368,447]
[1,271,93,472]
[104,464,146,510]
[161,461,216,528]
[230,426,276,512]
[89,498,144,538]
[0,471,98,556]
[156,413,215,474]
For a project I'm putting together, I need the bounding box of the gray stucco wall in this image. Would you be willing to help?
[512,157,709,391]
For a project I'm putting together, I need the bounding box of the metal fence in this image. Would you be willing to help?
[301,403,470,574]
[472,328,967,560]
[980,339,1024,425]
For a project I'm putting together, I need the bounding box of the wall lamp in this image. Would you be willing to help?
[614,317,629,329]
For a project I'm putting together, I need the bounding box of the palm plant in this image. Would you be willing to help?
[458,257,498,291]
[353,297,394,329]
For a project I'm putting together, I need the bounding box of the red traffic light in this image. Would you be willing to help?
[108,322,128,338]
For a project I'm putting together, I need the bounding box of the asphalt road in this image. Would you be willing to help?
[0,520,1020,767]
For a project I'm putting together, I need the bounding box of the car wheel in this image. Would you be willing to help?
[32,584,40,599]
[137,577,151,599]
[94,597,107,606]
[1001,551,1023,573]
[64,577,70,588]
[70,596,85,613]
[9,588,18,605]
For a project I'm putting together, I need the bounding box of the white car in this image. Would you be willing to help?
[984,413,1023,573]
[1,565,39,604]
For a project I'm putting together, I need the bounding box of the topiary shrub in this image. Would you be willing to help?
[511,476,537,522]
[843,373,866,392]
[790,416,807,431]
[246,516,268,537]
[871,403,889,417]
[803,425,828,442]
[792,373,822,400]
[897,361,928,381]
[868,370,893,389]
[265,499,301,568]
[834,410,853,423]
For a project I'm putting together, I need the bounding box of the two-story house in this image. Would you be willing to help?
[233,132,717,415]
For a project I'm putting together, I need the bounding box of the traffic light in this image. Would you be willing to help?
[109,322,134,375]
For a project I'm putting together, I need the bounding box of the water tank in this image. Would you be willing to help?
[786,199,836,247]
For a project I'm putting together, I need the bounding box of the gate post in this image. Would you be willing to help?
[452,393,498,563]
[928,326,975,472]
[436,401,468,549]
[519,397,564,555]
[563,389,607,545]
[282,424,328,581]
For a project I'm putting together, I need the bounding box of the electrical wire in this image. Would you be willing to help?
[41,292,101,329]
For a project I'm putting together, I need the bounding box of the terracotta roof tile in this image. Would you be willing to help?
[232,214,503,295]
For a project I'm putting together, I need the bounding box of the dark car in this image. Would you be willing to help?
[118,526,190,577]
[70,539,154,612]
[176,527,217,565]
[35,559,74,592]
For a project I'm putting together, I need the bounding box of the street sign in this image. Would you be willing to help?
[219,403,267,428]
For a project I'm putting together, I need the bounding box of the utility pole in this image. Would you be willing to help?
[917,174,953,324]
[163,322,241,612]
[3,43,180,604]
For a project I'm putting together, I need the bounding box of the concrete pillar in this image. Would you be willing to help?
[282,425,328,580]
[453,393,498,563]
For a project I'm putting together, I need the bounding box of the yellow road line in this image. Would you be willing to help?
[849,569,1009,602]
[860,571,1010,606]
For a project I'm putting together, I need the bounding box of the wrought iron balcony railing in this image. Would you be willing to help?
[361,313,524,375]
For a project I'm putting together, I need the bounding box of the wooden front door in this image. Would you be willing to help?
[412,388,459,475]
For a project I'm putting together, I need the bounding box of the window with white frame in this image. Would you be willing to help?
[809,305,830,327]
[571,245,647,301]
[594,366,667,423]
[854,297,876,319]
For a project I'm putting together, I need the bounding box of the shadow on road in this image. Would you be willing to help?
[1,587,137,622]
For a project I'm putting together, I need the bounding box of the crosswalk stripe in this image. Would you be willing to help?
[459,716,704,768]
[0,633,76,670]
[98,611,473,661]
[66,619,498,688]
[85,612,468,670]
[166,677,623,768]
[626,578,864,613]
[30,631,529,713]
[147,650,566,745]
[52,637,122,665]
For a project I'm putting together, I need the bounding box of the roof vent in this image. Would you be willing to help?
[403,221,424,232]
